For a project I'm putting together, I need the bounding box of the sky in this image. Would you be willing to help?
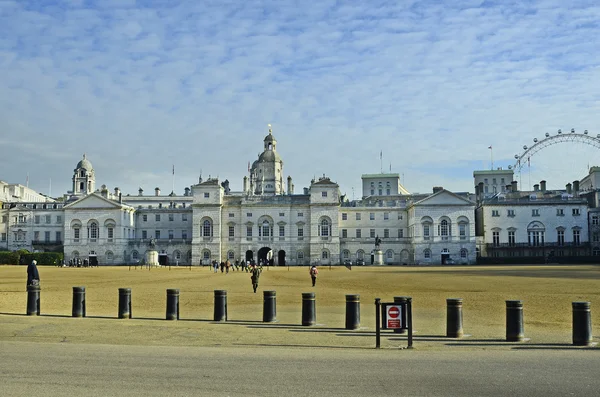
[1,0,600,199]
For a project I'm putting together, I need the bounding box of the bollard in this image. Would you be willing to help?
[302,292,316,326]
[26,284,41,316]
[446,298,464,338]
[263,291,277,322]
[118,288,132,319]
[506,300,524,342]
[393,296,408,334]
[345,294,360,330]
[166,289,180,320]
[72,286,86,318]
[572,301,592,346]
[214,290,227,321]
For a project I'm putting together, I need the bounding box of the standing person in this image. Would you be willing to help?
[250,264,261,293]
[225,260,230,274]
[27,259,40,289]
[213,260,218,273]
[310,265,318,287]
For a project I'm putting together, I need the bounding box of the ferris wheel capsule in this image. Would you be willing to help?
[571,128,575,133]
[584,130,588,134]
[545,132,550,137]
[533,138,538,143]
[523,145,528,150]
[514,154,519,159]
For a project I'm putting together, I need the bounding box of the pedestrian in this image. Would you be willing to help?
[250,264,261,293]
[213,260,218,273]
[27,259,40,289]
[310,265,318,287]
[226,260,230,274]
[220,261,225,273]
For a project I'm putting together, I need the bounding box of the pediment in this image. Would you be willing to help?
[413,190,475,206]
[64,193,123,209]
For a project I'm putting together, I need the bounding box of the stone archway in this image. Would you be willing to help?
[278,250,286,266]
[245,250,254,263]
[258,246,273,266]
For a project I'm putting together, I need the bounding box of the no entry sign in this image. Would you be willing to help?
[386,304,402,329]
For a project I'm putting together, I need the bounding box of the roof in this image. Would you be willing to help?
[75,154,93,171]
[361,173,400,179]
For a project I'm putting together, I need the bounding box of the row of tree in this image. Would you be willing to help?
[0,249,64,266]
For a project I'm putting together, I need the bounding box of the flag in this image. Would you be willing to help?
[488,145,492,149]
[380,150,382,160]
[248,161,250,172]
[172,165,174,175]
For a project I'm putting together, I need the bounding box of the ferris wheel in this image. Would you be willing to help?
[512,128,600,173]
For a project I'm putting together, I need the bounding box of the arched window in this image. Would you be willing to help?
[227,250,235,260]
[174,250,182,260]
[320,218,330,237]
[132,251,139,260]
[439,219,449,239]
[460,249,468,259]
[297,251,304,260]
[322,250,329,259]
[106,251,114,261]
[357,250,365,260]
[424,249,431,259]
[72,251,80,259]
[203,220,212,237]
[202,250,211,260]
[261,221,271,238]
[342,250,350,259]
[89,222,98,240]
[386,250,394,259]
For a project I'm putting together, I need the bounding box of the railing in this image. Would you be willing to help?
[486,242,590,249]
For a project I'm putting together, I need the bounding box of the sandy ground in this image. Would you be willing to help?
[1,264,599,350]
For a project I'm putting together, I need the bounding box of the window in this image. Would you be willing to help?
[89,222,98,241]
[247,213,252,217]
[384,229,389,238]
[34,231,40,241]
[423,224,430,239]
[1,233,6,241]
[155,230,161,239]
[492,210,499,217]
[55,231,61,242]
[342,213,348,220]
[356,229,362,238]
[143,215,147,222]
[279,225,285,237]
[34,215,40,224]
[204,192,210,198]
[356,213,361,221]
[182,231,187,240]
[573,208,580,216]
[593,215,600,225]
[573,229,581,245]
[440,220,449,239]
[460,249,468,259]
[229,213,235,218]
[297,251,304,260]
[342,229,348,238]
[297,227,303,237]
[501,178,505,185]
[203,220,212,237]
[56,215,62,223]
[107,227,114,242]
[508,231,515,246]
[175,251,182,260]
[322,191,328,197]
[142,230,147,239]
[383,212,389,220]
[1,215,6,223]
[155,214,160,222]
[229,226,235,238]
[459,224,467,240]
[424,249,431,259]
[386,189,390,195]
[182,214,187,221]
[556,209,564,216]
[484,178,488,184]
[169,214,174,221]
[593,232,600,243]
[398,229,404,238]
[370,229,375,238]
[378,189,382,195]
[297,212,303,217]
[528,231,544,246]
[320,219,330,237]
[322,251,328,259]
[260,221,271,238]
[493,178,497,185]
[507,209,515,217]
[370,213,375,220]
[247,226,253,237]
[279,212,285,217]
[371,189,375,195]
[168,230,174,239]
[492,231,500,246]
[45,215,51,224]
[532,209,540,217]
[106,251,114,261]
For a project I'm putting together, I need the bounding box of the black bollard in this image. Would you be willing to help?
[72,286,86,318]
[118,288,132,319]
[446,298,464,338]
[393,296,408,334]
[166,289,180,320]
[302,292,316,326]
[26,284,41,316]
[572,301,592,346]
[345,294,360,330]
[263,291,277,322]
[506,300,524,342]
[214,290,227,321]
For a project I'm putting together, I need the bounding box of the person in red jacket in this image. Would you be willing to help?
[309,265,318,287]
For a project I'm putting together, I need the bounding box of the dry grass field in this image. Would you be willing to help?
[1,264,599,350]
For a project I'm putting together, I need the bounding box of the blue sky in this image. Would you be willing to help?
[1,0,600,198]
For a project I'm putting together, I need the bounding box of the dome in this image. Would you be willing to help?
[257,150,281,163]
[264,132,276,142]
[76,154,93,171]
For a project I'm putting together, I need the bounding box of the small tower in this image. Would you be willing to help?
[72,154,95,196]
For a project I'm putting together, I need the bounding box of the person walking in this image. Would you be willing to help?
[250,264,261,293]
[310,265,318,287]
[27,259,40,289]
[213,260,218,273]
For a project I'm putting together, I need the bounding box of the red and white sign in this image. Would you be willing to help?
[386,305,402,328]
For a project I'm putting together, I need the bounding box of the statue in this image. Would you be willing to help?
[375,235,382,249]
[148,238,156,248]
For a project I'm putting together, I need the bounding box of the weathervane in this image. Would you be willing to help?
[268,123,272,133]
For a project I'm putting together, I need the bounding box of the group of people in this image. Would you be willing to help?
[211,259,258,273]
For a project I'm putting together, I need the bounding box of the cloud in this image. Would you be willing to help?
[1,0,600,198]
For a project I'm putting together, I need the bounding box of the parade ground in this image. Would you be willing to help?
[1,264,599,349]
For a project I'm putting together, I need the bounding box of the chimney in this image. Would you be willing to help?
[138,187,143,196]
[155,187,160,196]
[184,187,190,196]
[566,183,572,194]
[533,184,539,191]
[505,185,512,193]
[303,187,309,195]
[478,182,484,195]
[540,180,546,192]
[287,176,293,195]
[243,176,248,193]
[511,180,518,192]
[433,186,443,193]
[573,180,580,194]
[114,187,120,197]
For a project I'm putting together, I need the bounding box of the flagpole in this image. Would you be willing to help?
[489,145,494,170]
[172,165,175,195]
[380,150,383,173]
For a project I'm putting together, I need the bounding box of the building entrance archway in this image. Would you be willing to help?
[278,250,286,266]
[258,246,273,266]
[245,250,254,263]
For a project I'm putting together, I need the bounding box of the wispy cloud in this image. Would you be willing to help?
[1,0,599,196]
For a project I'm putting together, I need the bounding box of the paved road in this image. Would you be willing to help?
[1,341,599,396]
